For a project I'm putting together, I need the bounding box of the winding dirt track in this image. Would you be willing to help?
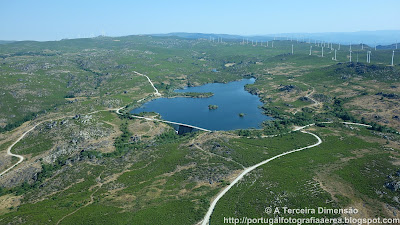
[0,109,118,177]
[0,70,157,177]
[200,121,371,225]
[0,70,374,225]
[133,71,161,96]
[200,127,322,225]
[0,70,210,177]
[129,115,211,132]
[0,124,40,177]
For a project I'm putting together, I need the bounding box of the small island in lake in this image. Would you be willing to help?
[208,104,218,110]
[182,92,214,98]
[239,113,245,117]
[167,92,214,98]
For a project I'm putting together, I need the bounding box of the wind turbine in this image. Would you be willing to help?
[349,50,352,62]
[334,49,337,60]
[369,51,371,63]
[392,50,395,66]
[349,42,352,51]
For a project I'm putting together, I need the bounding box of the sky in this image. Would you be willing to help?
[1,0,399,41]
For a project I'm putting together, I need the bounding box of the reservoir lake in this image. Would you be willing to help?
[130,78,271,131]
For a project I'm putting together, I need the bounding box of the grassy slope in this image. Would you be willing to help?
[1,36,399,224]
[0,123,319,224]
[211,125,399,224]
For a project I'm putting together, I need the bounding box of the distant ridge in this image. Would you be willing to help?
[151,30,400,46]
[152,32,265,41]
[274,30,400,46]
[0,40,16,45]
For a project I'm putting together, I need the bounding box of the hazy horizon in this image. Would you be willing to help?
[2,30,400,41]
[2,30,399,47]
[1,0,400,41]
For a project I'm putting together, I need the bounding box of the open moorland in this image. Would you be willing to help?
[0,35,399,224]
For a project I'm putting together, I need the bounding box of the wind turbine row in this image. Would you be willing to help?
[211,37,397,66]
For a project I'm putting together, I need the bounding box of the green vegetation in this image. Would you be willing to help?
[13,131,54,157]
[202,131,318,167]
[208,104,218,110]
[211,126,399,224]
[11,156,69,196]
[169,92,214,98]
[1,35,399,224]
[0,112,40,133]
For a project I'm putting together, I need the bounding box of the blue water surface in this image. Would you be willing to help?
[130,78,271,131]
